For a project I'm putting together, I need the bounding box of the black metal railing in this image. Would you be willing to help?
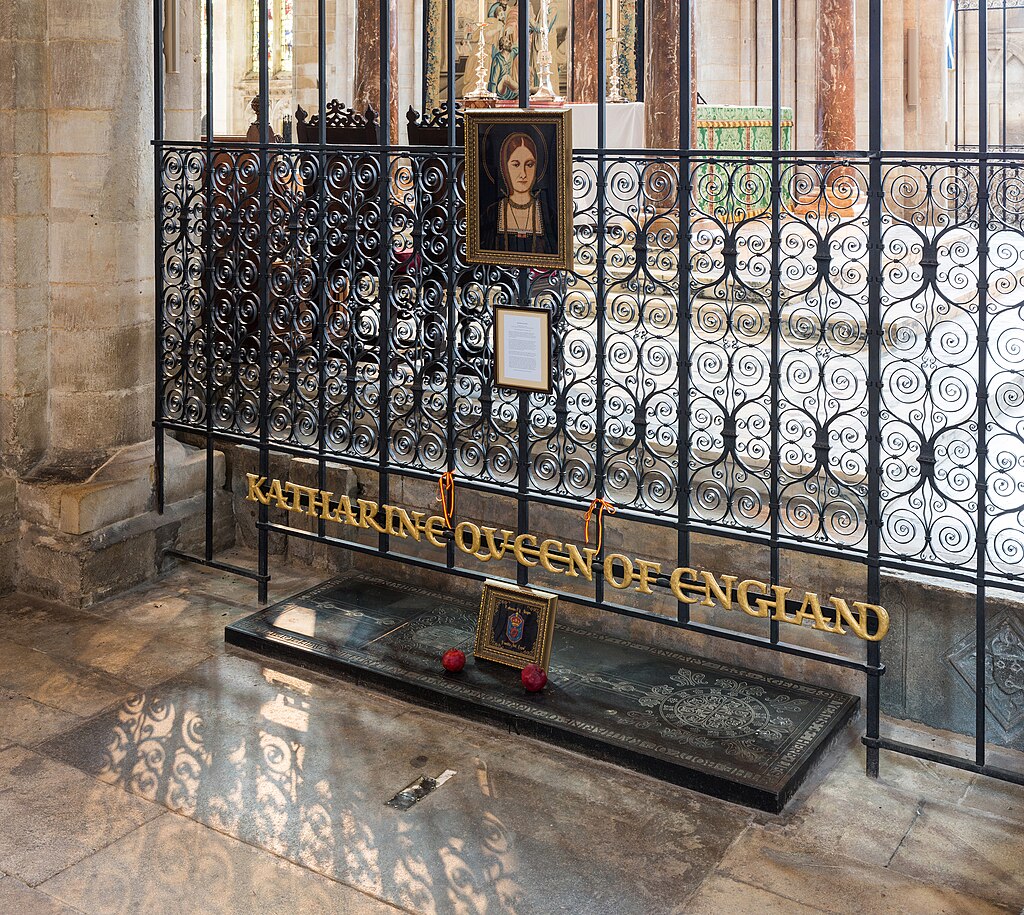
[153,0,1024,788]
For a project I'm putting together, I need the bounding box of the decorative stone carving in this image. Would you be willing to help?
[949,610,1024,735]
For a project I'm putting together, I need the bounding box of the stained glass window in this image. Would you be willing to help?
[280,0,293,73]
[251,0,292,75]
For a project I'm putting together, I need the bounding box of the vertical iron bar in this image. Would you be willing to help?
[204,0,215,560]
[769,0,781,645]
[1001,0,1006,150]
[154,0,166,514]
[257,0,271,603]
[378,0,392,556]
[676,0,692,623]
[595,0,606,608]
[516,0,530,588]
[975,0,989,768]
[865,0,884,779]
[954,2,960,149]
[317,0,328,542]
[445,0,457,572]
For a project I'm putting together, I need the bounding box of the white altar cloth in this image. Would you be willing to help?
[570,102,645,149]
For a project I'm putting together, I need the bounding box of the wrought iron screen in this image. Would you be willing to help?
[154,0,1024,786]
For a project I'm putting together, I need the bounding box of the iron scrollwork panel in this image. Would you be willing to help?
[688,156,773,532]
[776,159,870,547]
[160,148,208,429]
[878,160,982,570]
[985,160,1024,583]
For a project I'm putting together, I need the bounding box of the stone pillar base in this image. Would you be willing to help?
[14,439,233,608]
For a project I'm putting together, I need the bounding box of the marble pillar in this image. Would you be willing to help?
[644,1,697,147]
[353,0,400,143]
[815,0,856,149]
[571,0,599,103]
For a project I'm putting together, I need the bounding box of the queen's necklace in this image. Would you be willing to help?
[504,198,538,234]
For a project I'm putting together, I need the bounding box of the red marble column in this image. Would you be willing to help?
[643,1,697,148]
[571,0,599,103]
[816,0,856,149]
[353,0,400,144]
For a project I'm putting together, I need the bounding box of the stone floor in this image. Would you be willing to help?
[0,553,1022,914]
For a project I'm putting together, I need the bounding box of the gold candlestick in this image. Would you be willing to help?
[531,0,563,103]
[465,21,498,100]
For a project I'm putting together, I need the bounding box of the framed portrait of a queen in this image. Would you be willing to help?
[465,108,573,271]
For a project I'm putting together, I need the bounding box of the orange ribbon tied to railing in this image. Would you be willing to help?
[584,497,616,555]
[437,471,456,530]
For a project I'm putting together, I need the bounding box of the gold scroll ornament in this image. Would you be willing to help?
[245,474,890,642]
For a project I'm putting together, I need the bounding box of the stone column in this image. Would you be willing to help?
[571,0,599,103]
[911,0,947,151]
[353,0,400,143]
[0,0,49,478]
[644,0,696,148]
[0,0,227,606]
[815,0,856,149]
[0,0,50,591]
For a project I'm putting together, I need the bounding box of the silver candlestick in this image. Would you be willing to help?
[531,0,563,103]
[607,32,626,103]
[465,22,498,100]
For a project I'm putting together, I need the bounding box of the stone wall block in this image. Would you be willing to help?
[0,326,47,396]
[168,490,235,560]
[5,0,46,42]
[50,324,152,394]
[49,41,122,110]
[49,154,114,212]
[13,154,48,214]
[48,216,128,284]
[49,385,154,453]
[50,280,151,331]
[0,160,14,214]
[13,41,46,109]
[0,390,47,471]
[13,215,46,286]
[0,47,12,112]
[13,108,45,154]
[48,0,126,41]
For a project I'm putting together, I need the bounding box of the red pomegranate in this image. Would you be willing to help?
[442,649,466,673]
[521,664,548,692]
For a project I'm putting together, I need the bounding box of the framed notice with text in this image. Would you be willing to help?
[474,580,558,671]
[494,305,552,393]
[465,108,573,271]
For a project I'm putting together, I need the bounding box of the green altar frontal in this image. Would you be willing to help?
[695,105,794,219]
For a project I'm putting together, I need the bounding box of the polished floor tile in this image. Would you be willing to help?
[0,745,162,886]
[40,652,747,915]
[0,876,81,915]
[0,595,211,688]
[3,556,1023,914]
[710,827,1010,914]
[40,813,406,915]
[0,689,82,747]
[888,801,1024,909]
[0,639,132,718]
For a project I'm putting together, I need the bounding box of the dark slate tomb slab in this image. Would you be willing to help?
[226,574,858,812]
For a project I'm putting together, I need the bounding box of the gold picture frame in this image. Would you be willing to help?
[465,108,573,271]
[494,305,552,393]
[474,579,558,670]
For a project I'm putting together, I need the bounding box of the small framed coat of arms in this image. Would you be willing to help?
[474,579,558,671]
